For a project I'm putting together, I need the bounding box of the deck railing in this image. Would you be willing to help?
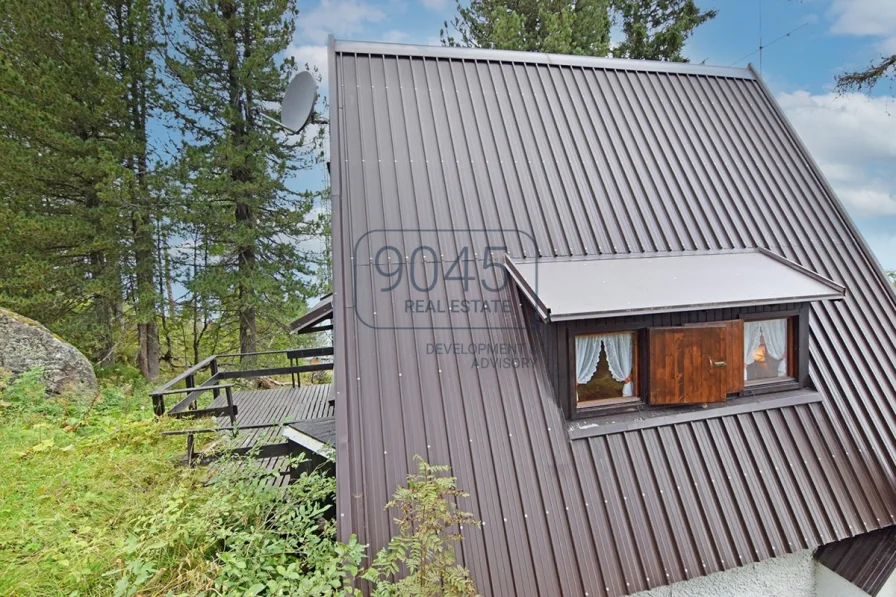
[149,347,334,418]
[149,347,334,466]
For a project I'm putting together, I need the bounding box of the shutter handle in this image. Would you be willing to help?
[713,360,727,368]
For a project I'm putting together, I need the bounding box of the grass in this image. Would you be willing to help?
[0,366,207,596]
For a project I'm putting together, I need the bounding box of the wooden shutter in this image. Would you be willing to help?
[649,325,728,405]
[687,320,745,395]
[721,320,745,394]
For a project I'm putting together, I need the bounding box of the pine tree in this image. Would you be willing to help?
[612,0,717,61]
[107,0,164,379]
[0,0,130,362]
[442,0,612,55]
[441,0,716,62]
[164,0,321,365]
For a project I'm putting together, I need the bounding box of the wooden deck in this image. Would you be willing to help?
[148,348,336,487]
[205,384,334,486]
[210,384,333,447]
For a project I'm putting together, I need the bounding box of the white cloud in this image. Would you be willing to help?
[287,44,329,87]
[778,90,896,216]
[298,0,385,44]
[828,0,896,52]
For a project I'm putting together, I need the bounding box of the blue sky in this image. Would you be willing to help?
[287,0,896,269]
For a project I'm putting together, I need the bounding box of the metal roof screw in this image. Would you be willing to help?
[427,445,431,448]
[504,518,507,522]
[546,510,549,514]
[438,369,442,373]
[384,451,387,455]
[341,513,344,517]
[524,514,528,518]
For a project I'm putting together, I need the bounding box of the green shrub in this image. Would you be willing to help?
[114,454,364,596]
[362,456,481,597]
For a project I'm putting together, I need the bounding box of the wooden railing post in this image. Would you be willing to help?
[225,385,237,430]
[186,372,196,410]
[210,357,220,401]
[186,433,195,467]
[151,394,165,417]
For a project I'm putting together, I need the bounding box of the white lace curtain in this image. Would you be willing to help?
[575,333,634,396]
[743,319,788,379]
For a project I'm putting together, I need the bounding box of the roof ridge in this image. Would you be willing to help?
[331,38,756,80]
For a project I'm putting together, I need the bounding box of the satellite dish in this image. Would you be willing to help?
[281,71,318,133]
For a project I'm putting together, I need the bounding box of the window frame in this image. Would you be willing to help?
[567,320,649,420]
[739,309,806,396]
[574,331,641,409]
[565,305,810,420]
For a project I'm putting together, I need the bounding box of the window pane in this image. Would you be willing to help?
[745,319,790,382]
[575,332,636,403]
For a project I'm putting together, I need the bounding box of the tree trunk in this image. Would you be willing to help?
[222,0,257,367]
[237,201,257,365]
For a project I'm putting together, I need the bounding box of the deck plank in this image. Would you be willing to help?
[203,384,334,484]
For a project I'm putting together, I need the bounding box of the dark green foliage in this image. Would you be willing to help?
[442,0,612,54]
[163,0,325,364]
[0,0,131,362]
[441,0,716,62]
[0,0,328,376]
[612,0,717,61]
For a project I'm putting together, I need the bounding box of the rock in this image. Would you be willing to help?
[0,308,98,395]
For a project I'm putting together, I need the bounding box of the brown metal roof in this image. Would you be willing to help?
[288,294,333,334]
[507,249,845,321]
[816,526,896,596]
[328,39,896,596]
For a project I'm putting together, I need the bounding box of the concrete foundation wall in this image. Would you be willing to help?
[631,550,815,597]
[815,563,868,597]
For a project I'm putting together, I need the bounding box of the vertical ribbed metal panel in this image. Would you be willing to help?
[331,42,896,597]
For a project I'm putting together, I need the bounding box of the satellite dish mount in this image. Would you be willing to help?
[257,70,326,134]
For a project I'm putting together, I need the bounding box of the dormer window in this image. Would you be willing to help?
[507,249,845,419]
[745,318,793,383]
[575,332,637,406]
